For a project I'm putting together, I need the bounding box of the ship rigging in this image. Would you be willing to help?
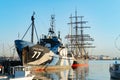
[66,10,95,65]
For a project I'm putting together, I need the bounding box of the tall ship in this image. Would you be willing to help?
[65,11,95,67]
[14,13,73,71]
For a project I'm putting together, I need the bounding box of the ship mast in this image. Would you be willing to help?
[66,10,94,57]
[70,14,73,52]
[21,12,39,43]
[48,15,56,37]
[31,12,35,43]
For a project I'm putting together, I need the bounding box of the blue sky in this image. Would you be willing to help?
[0,0,120,57]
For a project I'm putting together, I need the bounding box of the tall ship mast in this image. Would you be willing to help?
[66,11,95,67]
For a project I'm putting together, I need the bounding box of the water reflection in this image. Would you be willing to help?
[32,66,89,80]
[71,66,89,80]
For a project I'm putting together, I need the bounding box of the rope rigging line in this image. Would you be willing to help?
[21,24,32,40]
[34,24,39,42]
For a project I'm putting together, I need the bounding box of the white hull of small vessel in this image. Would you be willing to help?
[9,66,34,80]
[10,75,34,80]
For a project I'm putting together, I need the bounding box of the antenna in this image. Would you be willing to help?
[48,14,56,37]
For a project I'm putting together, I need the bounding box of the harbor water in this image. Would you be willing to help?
[32,60,119,80]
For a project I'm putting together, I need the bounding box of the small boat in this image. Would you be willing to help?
[109,61,120,79]
[0,76,8,80]
[9,66,34,80]
[0,65,8,80]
